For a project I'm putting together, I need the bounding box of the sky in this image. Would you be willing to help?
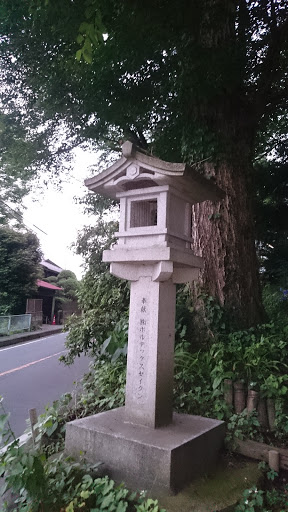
[23,149,99,280]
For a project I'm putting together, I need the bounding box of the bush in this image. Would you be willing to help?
[0,399,165,512]
[210,323,288,393]
[262,284,288,326]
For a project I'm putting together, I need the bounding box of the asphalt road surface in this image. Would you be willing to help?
[0,332,90,439]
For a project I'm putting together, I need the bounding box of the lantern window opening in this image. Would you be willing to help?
[130,199,158,228]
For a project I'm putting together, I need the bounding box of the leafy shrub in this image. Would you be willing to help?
[234,464,288,512]
[0,406,165,512]
[62,289,129,365]
[62,219,130,365]
[1,442,164,512]
[210,323,288,392]
[23,358,126,458]
[0,435,100,511]
[32,392,75,456]
[273,401,288,442]
[65,475,165,512]
[226,410,263,447]
[172,342,229,419]
[79,357,126,415]
[262,284,288,326]
[234,487,265,512]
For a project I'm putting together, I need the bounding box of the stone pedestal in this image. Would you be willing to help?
[65,408,225,495]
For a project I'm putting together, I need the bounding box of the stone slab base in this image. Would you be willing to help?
[65,407,225,494]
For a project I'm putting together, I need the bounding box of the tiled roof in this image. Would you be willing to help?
[40,259,63,273]
[37,279,62,291]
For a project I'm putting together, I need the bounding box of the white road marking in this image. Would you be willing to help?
[0,351,66,377]
[0,332,66,352]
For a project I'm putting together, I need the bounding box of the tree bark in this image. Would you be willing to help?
[190,149,266,331]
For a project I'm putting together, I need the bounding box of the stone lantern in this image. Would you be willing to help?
[65,142,225,494]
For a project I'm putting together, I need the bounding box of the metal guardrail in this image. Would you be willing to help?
[0,314,32,336]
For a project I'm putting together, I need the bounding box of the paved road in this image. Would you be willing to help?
[0,332,90,439]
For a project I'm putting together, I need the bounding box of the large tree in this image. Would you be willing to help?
[0,3,82,220]
[1,0,288,329]
[0,226,42,314]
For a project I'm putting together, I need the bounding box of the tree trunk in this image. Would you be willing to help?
[190,149,266,331]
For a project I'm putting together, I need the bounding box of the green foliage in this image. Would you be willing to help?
[254,160,288,288]
[210,323,288,391]
[189,291,229,343]
[63,285,129,363]
[64,476,165,512]
[75,6,105,64]
[99,316,128,362]
[58,270,76,280]
[64,312,288,428]
[0,0,86,214]
[45,269,80,308]
[199,294,227,334]
[261,374,288,400]
[172,342,228,420]
[63,311,288,442]
[0,226,42,314]
[262,285,288,326]
[4,0,285,164]
[1,440,107,512]
[0,397,90,511]
[1,0,287,208]
[0,447,165,511]
[226,410,263,446]
[77,358,126,416]
[0,398,165,512]
[176,288,231,350]
[274,401,288,442]
[234,487,265,512]
[1,0,288,330]
[57,271,79,301]
[33,393,74,456]
[172,307,288,422]
[173,319,288,430]
[63,219,130,364]
[65,254,197,364]
[28,359,126,449]
[0,397,16,446]
[234,465,288,512]
[0,112,42,224]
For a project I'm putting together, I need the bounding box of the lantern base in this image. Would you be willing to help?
[65,407,225,495]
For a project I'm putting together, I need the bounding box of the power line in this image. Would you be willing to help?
[0,198,48,235]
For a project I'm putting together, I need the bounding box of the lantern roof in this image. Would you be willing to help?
[85,141,224,203]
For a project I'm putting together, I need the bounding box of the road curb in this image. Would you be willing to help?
[0,433,31,456]
[0,328,63,349]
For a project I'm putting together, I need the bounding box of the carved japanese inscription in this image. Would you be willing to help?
[136,296,149,403]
